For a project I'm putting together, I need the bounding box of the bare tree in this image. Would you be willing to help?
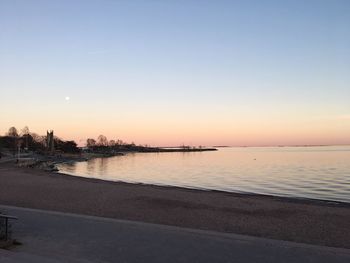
[21,126,30,149]
[109,140,116,147]
[30,133,45,144]
[7,127,18,137]
[97,135,108,146]
[5,127,19,155]
[116,139,124,146]
[21,126,30,136]
[86,138,96,147]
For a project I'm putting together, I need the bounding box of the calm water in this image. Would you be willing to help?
[58,146,350,203]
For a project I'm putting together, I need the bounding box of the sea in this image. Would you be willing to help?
[57,146,350,203]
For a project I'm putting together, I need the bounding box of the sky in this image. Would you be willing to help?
[0,0,349,146]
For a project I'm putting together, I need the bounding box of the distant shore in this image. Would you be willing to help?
[0,162,349,249]
[0,145,217,169]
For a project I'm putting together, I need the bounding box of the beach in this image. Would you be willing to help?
[0,162,349,249]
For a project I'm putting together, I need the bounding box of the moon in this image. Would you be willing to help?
[65,96,70,101]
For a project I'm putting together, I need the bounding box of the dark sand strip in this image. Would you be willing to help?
[0,163,349,248]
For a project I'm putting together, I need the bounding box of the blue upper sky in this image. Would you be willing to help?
[1,0,349,146]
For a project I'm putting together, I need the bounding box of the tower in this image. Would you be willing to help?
[46,130,55,153]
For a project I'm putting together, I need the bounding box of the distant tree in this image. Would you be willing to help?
[27,133,48,151]
[109,140,116,147]
[86,138,96,147]
[116,139,124,146]
[30,133,45,144]
[21,126,30,136]
[7,127,18,137]
[5,127,19,154]
[21,126,30,149]
[55,139,80,153]
[97,135,108,146]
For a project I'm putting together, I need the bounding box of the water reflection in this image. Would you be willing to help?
[58,146,350,203]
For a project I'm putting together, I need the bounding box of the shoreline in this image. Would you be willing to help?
[57,169,350,208]
[10,147,217,171]
[1,163,350,249]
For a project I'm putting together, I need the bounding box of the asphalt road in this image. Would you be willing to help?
[1,205,350,263]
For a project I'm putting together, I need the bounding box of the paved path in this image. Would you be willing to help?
[0,158,15,164]
[1,205,350,263]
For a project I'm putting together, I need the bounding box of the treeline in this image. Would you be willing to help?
[0,126,213,157]
[0,126,80,154]
[85,135,147,153]
[84,135,212,153]
[86,135,131,148]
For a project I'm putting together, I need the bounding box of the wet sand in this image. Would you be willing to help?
[0,163,349,248]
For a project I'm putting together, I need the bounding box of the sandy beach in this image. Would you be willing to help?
[0,163,349,249]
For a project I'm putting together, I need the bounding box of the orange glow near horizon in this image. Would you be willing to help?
[2,112,349,147]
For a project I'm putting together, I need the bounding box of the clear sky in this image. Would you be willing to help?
[1,0,349,146]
